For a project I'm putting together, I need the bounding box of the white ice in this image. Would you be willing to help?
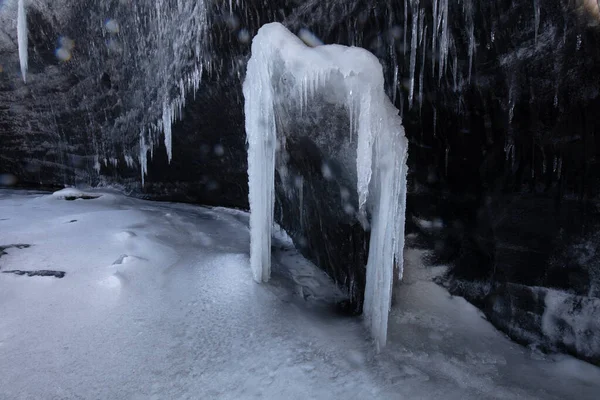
[163,100,173,163]
[244,22,408,349]
[1,189,599,399]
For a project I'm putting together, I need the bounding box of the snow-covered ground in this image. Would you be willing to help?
[0,189,599,399]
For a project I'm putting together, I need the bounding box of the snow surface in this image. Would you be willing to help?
[244,22,408,349]
[1,189,599,399]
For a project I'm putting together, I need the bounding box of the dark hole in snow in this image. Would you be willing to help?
[68,220,77,223]
[2,270,66,278]
[335,299,363,317]
[0,244,32,263]
[64,195,100,201]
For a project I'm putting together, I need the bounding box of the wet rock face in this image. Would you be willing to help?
[1,0,600,360]
[140,80,249,209]
[274,134,369,316]
[430,194,600,363]
[484,283,600,365]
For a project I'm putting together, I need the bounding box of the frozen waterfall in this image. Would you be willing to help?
[17,0,27,83]
[243,23,408,349]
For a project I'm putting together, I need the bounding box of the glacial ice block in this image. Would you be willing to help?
[243,22,408,349]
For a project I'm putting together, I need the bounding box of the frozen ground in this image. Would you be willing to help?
[0,189,599,399]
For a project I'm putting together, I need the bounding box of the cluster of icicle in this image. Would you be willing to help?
[244,22,408,350]
[403,0,460,109]
[305,0,462,112]
[10,0,225,183]
[135,0,254,181]
[138,64,203,185]
[136,0,208,183]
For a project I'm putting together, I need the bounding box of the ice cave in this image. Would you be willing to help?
[1,1,600,399]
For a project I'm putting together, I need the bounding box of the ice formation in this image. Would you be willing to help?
[17,0,27,83]
[408,0,419,108]
[534,0,540,45]
[2,190,598,399]
[162,101,173,163]
[244,22,408,349]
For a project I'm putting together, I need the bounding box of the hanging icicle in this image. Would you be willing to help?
[17,0,28,83]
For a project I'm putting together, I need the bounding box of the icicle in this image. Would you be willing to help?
[542,151,546,175]
[364,118,409,350]
[433,107,437,137]
[180,79,185,108]
[439,0,449,81]
[432,0,439,75]
[298,176,304,229]
[304,75,308,108]
[445,145,449,176]
[93,155,101,174]
[403,0,408,54]
[504,142,512,162]
[299,77,304,115]
[408,0,420,108]
[468,24,474,83]
[512,142,516,170]
[149,128,155,159]
[534,0,540,46]
[139,134,148,186]
[452,52,458,91]
[17,0,28,83]
[419,29,427,109]
[392,65,399,105]
[349,90,355,142]
[162,101,173,163]
[466,0,475,84]
[125,155,134,168]
[508,84,515,125]
[243,29,277,283]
